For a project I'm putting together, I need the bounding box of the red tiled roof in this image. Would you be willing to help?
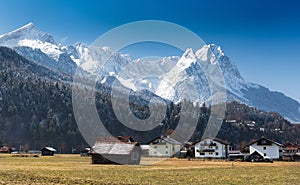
[0,147,11,152]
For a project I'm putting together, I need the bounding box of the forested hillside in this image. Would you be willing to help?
[0,46,299,153]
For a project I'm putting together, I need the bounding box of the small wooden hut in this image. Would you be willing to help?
[41,147,56,156]
[90,136,142,165]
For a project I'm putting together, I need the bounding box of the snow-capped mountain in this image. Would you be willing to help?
[113,45,248,104]
[0,23,55,45]
[0,23,77,74]
[74,43,131,76]
[1,23,300,122]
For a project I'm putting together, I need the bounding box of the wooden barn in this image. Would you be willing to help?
[41,147,57,156]
[90,136,142,165]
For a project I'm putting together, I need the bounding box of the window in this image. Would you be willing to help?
[264,153,266,156]
[165,145,168,148]
[200,153,205,155]
[263,147,266,150]
[279,149,282,152]
[215,145,218,150]
[216,152,219,156]
[154,146,157,149]
[154,151,157,154]
[165,151,168,154]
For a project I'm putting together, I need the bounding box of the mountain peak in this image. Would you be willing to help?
[182,48,195,59]
[0,22,55,45]
[176,48,197,69]
[208,44,225,57]
[17,22,36,31]
[195,44,225,59]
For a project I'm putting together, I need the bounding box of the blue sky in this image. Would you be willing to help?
[0,0,300,101]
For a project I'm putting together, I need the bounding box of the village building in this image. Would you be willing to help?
[282,142,300,161]
[194,137,229,159]
[140,145,149,157]
[41,147,57,156]
[228,150,246,161]
[179,142,194,158]
[0,146,13,153]
[249,137,283,160]
[90,136,142,165]
[148,135,182,157]
[80,147,91,157]
[244,121,256,130]
[226,120,238,126]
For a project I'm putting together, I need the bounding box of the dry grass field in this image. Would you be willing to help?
[0,154,299,185]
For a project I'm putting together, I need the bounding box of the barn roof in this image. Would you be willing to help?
[42,147,57,152]
[92,142,139,155]
[96,136,135,143]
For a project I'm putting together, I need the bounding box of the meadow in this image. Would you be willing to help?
[0,154,299,185]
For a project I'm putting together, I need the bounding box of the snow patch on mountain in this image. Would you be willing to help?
[18,39,63,60]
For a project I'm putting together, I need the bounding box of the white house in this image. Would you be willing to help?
[140,145,150,156]
[249,137,283,160]
[194,138,229,158]
[148,136,182,157]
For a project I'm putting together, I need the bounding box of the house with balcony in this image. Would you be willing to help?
[249,137,283,160]
[194,137,229,159]
[282,142,300,161]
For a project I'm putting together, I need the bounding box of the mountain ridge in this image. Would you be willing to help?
[1,23,300,123]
